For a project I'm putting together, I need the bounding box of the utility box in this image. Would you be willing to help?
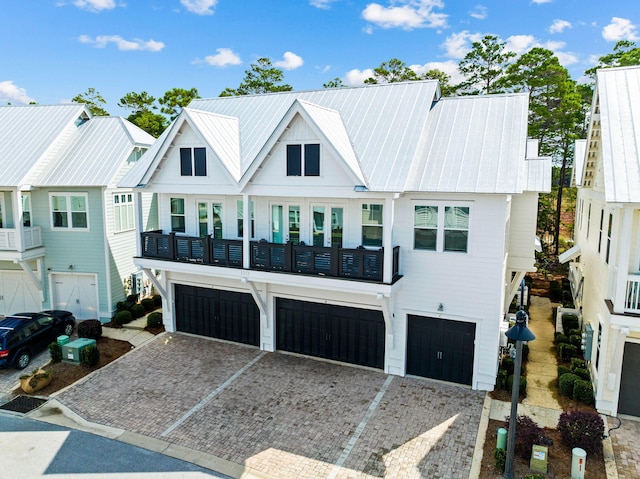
[530,445,548,473]
[57,335,70,346]
[62,338,96,364]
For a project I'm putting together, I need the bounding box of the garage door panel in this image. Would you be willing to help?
[276,298,384,369]
[619,342,640,417]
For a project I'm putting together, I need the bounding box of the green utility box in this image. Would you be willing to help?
[530,445,549,473]
[62,338,96,364]
[57,335,70,346]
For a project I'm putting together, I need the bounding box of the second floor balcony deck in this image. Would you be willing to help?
[0,226,43,251]
[141,231,401,284]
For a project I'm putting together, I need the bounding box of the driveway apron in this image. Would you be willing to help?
[54,333,485,479]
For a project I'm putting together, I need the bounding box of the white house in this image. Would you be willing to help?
[564,66,640,417]
[0,104,156,321]
[120,80,550,390]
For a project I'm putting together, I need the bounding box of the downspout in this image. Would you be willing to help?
[102,186,113,320]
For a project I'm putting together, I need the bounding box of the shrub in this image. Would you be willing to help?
[557,410,604,454]
[130,303,145,319]
[80,345,100,367]
[562,313,580,333]
[559,373,580,397]
[77,319,102,339]
[504,415,543,459]
[571,357,587,371]
[141,297,155,312]
[522,343,529,362]
[114,310,132,325]
[554,333,570,346]
[494,448,506,472]
[126,293,139,303]
[524,475,546,479]
[570,334,583,349]
[558,343,578,362]
[573,379,595,405]
[153,294,162,307]
[573,367,591,381]
[147,311,163,328]
[501,357,515,376]
[550,280,562,301]
[506,375,527,395]
[116,301,129,312]
[49,342,62,363]
[557,365,571,378]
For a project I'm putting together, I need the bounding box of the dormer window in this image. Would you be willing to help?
[180,147,207,176]
[287,144,320,176]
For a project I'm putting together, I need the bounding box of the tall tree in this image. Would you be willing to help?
[118,91,167,138]
[220,58,292,96]
[364,58,420,84]
[159,87,200,120]
[72,88,109,116]
[323,77,345,89]
[457,35,516,95]
[421,68,456,96]
[585,40,640,79]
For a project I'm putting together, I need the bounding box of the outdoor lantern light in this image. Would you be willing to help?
[503,308,536,479]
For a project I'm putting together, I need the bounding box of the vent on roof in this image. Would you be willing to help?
[75,113,90,127]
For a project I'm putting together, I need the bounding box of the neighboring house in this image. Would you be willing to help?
[120,81,550,389]
[564,66,640,417]
[0,104,156,321]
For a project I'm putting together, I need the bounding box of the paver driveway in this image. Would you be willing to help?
[55,333,485,479]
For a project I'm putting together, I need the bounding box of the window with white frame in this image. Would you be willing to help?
[180,147,207,176]
[361,203,383,247]
[170,197,185,233]
[21,193,31,227]
[414,204,470,253]
[598,209,604,253]
[237,199,254,238]
[286,144,320,176]
[606,212,613,264]
[50,193,88,230]
[114,193,134,233]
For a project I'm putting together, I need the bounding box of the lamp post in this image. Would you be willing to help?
[503,308,536,479]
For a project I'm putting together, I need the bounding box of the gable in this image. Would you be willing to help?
[247,113,360,192]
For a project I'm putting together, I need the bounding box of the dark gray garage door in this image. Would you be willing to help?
[406,315,475,385]
[276,298,385,369]
[619,342,640,417]
[175,284,259,346]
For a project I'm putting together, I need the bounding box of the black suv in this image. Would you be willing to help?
[0,310,75,369]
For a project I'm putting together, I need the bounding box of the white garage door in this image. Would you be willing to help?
[51,273,98,319]
[0,271,42,316]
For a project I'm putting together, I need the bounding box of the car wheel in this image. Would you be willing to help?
[64,323,74,337]
[15,351,31,370]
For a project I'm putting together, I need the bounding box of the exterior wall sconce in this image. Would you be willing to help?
[437,303,444,311]
[68,264,74,270]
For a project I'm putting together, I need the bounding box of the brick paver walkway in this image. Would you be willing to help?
[55,333,485,479]
[611,418,640,479]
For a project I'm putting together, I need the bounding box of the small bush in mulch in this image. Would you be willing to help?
[571,357,587,371]
[114,310,132,325]
[141,298,155,312]
[561,313,580,333]
[130,303,145,319]
[559,373,580,397]
[80,345,100,368]
[77,319,102,339]
[153,294,162,307]
[493,448,506,472]
[557,410,604,454]
[557,343,578,362]
[573,367,591,381]
[554,333,570,346]
[573,379,595,406]
[146,311,163,328]
[557,365,571,378]
[506,375,527,395]
[501,357,515,376]
[504,415,543,460]
[49,342,62,363]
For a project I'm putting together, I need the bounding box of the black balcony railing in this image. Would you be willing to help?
[141,231,400,283]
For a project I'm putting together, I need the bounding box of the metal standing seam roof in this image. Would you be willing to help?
[0,104,88,187]
[596,66,640,203]
[121,81,541,194]
[32,116,155,187]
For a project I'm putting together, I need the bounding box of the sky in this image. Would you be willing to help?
[1,0,638,116]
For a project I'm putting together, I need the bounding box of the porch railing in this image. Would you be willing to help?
[0,226,43,251]
[141,231,400,283]
[625,274,640,313]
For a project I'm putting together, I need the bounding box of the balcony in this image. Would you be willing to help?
[626,274,640,314]
[0,226,43,251]
[141,231,401,283]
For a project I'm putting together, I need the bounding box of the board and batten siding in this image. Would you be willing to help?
[32,187,110,319]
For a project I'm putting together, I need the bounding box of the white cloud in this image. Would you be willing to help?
[554,51,578,65]
[441,30,483,58]
[362,0,448,30]
[73,0,117,11]
[0,81,35,105]
[602,17,638,42]
[504,35,578,66]
[344,68,374,86]
[274,52,304,70]
[310,0,336,8]
[410,60,465,84]
[201,48,242,67]
[505,34,536,54]
[531,0,552,4]
[78,34,165,52]
[549,19,571,34]
[469,5,487,20]
[181,0,218,15]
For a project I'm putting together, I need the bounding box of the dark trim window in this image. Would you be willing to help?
[606,213,613,264]
[444,206,469,252]
[414,205,438,250]
[237,199,255,238]
[361,203,383,247]
[180,147,207,176]
[170,198,185,233]
[598,209,604,253]
[414,203,470,253]
[287,144,320,176]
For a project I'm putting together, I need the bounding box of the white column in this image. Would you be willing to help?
[613,207,633,313]
[383,195,395,283]
[13,188,24,252]
[242,193,250,269]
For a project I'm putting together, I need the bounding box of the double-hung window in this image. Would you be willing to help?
[361,204,383,247]
[21,194,31,227]
[170,198,186,233]
[50,193,89,230]
[114,193,134,233]
[180,147,207,176]
[286,144,320,176]
[414,204,470,253]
